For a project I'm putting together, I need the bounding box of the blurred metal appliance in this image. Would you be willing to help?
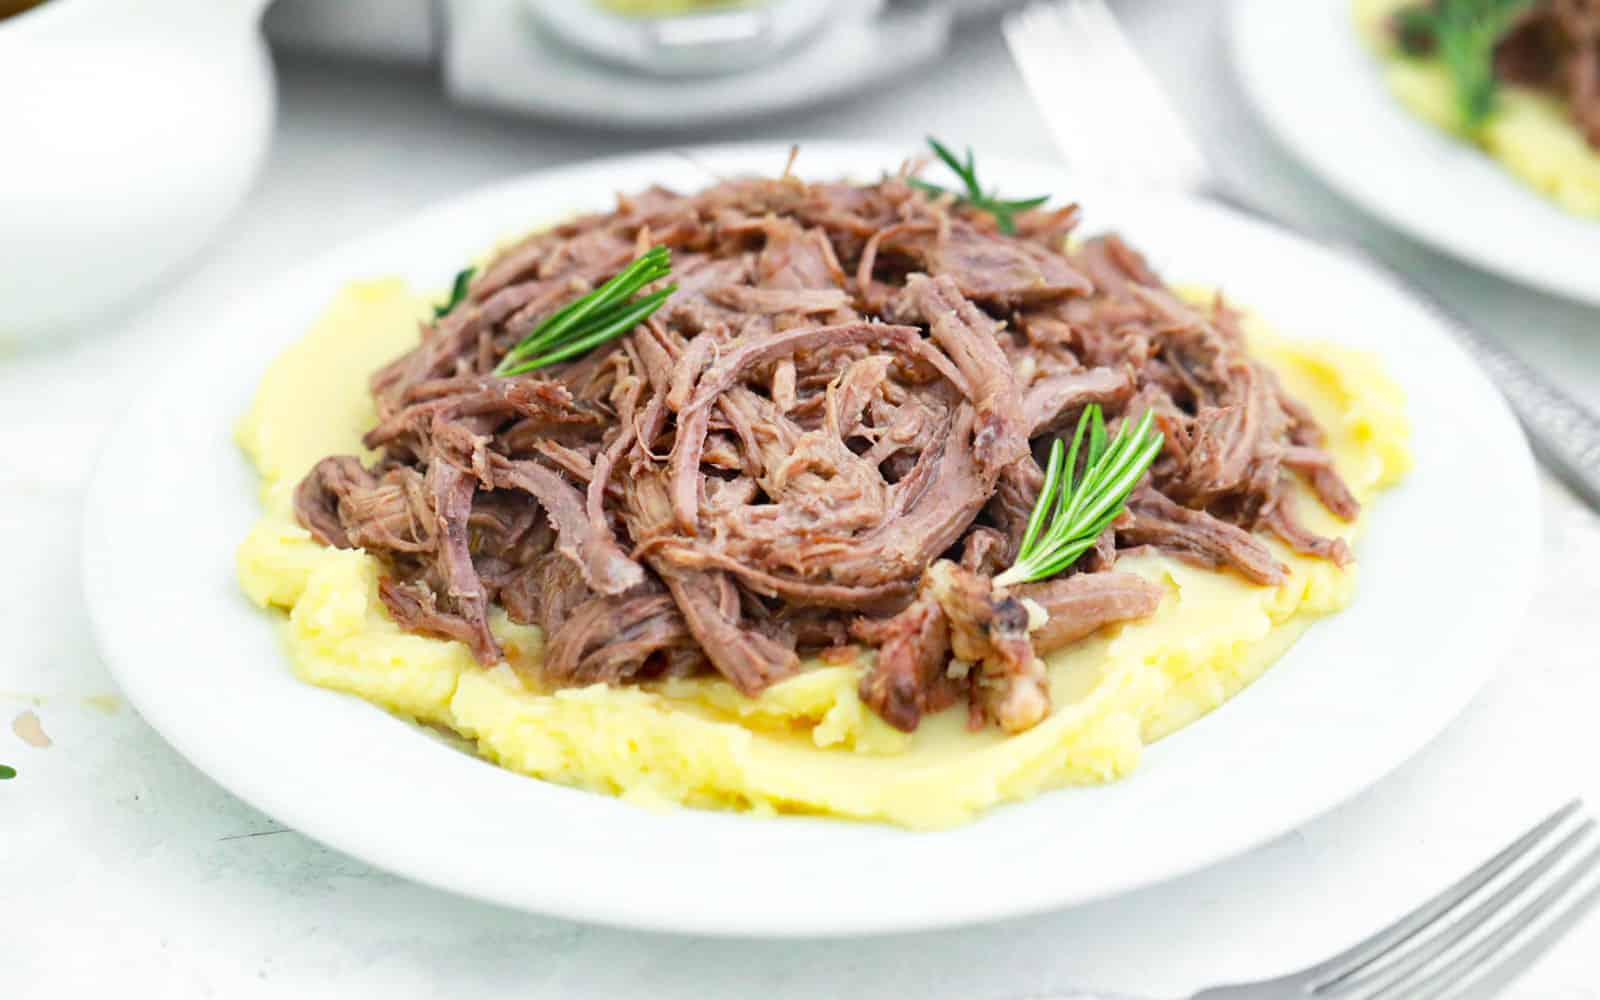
[264,0,1018,129]
[527,0,840,78]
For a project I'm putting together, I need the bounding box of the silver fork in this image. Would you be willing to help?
[1001,0,1600,513]
[1013,801,1599,999]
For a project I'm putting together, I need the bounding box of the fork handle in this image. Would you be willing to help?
[1205,185,1600,512]
[1337,252,1600,510]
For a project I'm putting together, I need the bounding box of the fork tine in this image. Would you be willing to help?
[1003,1,1210,191]
[1074,0,1207,182]
[1001,11,1074,168]
[1343,820,1598,998]
[1006,3,1115,178]
[1061,1,1143,184]
[1440,865,1600,1000]
[1003,5,1105,177]
[1301,800,1583,986]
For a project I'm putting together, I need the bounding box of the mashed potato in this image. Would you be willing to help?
[236,279,1409,829]
[1354,0,1600,218]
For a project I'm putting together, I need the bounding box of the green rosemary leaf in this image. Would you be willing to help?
[917,138,1050,236]
[533,249,662,339]
[1088,405,1110,467]
[511,286,645,364]
[907,177,954,199]
[927,137,978,196]
[526,248,668,355]
[494,246,672,376]
[1061,405,1091,496]
[500,284,677,376]
[1023,534,1101,583]
[433,267,476,319]
[994,405,1163,588]
[1072,417,1159,532]
[994,194,1052,213]
[1055,405,1097,532]
[1018,437,1068,561]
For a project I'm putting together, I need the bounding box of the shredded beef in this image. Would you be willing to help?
[851,590,957,732]
[542,587,703,687]
[925,561,1047,734]
[293,157,1362,733]
[1016,572,1167,654]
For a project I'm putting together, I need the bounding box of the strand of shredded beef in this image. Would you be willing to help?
[292,163,1361,734]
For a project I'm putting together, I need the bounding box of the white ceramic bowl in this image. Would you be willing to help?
[0,0,275,345]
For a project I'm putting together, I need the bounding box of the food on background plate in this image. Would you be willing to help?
[1355,0,1600,217]
[236,143,1409,827]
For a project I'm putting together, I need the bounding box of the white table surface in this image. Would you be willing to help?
[5,2,1599,997]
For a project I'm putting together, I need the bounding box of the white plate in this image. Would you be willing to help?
[1230,0,1600,307]
[83,143,1538,937]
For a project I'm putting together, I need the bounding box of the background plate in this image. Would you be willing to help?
[1231,0,1600,307]
[83,143,1538,937]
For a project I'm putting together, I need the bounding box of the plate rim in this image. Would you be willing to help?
[1228,0,1600,307]
[81,141,1541,937]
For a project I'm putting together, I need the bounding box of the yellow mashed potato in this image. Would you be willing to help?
[236,279,1409,829]
[1354,0,1600,218]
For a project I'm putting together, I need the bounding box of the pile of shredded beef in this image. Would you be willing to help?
[294,160,1359,735]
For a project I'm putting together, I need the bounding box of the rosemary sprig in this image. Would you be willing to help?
[1392,0,1534,130]
[993,405,1163,588]
[493,245,675,377]
[1394,5,1441,55]
[909,137,1049,235]
[434,266,475,319]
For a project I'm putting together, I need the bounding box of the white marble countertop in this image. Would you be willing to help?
[5,2,1599,997]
